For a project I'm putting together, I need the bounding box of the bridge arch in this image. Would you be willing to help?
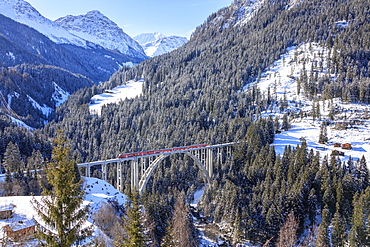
[138,151,211,194]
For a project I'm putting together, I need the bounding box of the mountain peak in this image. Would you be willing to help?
[134,32,187,57]
[0,0,87,46]
[134,32,166,46]
[0,0,46,22]
[85,10,106,19]
[56,11,147,59]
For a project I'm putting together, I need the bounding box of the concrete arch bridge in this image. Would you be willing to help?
[78,143,234,194]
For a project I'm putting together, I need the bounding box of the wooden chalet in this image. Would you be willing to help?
[333,143,341,148]
[342,143,352,150]
[0,205,14,220]
[2,219,36,242]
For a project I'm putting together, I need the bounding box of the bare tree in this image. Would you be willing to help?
[276,211,299,247]
[170,194,198,247]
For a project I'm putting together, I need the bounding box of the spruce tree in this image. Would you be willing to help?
[316,208,330,247]
[281,114,289,131]
[348,192,369,246]
[331,203,346,247]
[32,133,92,246]
[3,141,23,175]
[119,191,146,247]
[161,221,176,247]
[318,122,328,144]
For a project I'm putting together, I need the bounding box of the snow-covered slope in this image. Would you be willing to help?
[209,0,265,30]
[89,79,144,115]
[134,32,188,57]
[250,42,370,170]
[55,10,147,60]
[0,0,86,46]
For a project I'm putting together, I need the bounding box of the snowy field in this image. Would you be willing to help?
[89,79,144,115]
[0,177,126,246]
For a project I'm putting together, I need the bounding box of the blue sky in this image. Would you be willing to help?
[26,0,232,38]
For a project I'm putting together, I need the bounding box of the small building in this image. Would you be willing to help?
[0,205,14,220]
[342,143,352,150]
[3,219,36,242]
[333,143,341,148]
[332,150,345,156]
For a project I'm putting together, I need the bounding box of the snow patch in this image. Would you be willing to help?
[89,79,144,115]
[336,20,349,28]
[6,51,15,60]
[52,82,70,107]
[191,187,205,207]
[27,95,52,117]
[121,61,134,67]
[8,115,33,130]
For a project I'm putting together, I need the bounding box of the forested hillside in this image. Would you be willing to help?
[45,0,369,163]
[2,0,370,245]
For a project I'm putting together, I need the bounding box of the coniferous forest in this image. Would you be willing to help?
[0,0,370,246]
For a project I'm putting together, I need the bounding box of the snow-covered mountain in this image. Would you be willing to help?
[134,32,166,46]
[134,32,188,57]
[55,10,147,60]
[0,0,86,46]
[0,1,147,60]
[0,1,149,127]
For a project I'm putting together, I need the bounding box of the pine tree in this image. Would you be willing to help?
[355,155,369,190]
[348,192,369,246]
[318,122,328,144]
[119,191,146,247]
[3,141,23,175]
[281,114,289,131]
[311,103,317,121]
[316,208,330,247]
[316,102,321,120]
[161,220,176,247]
[331,203,346,247]
[32,133,92,246]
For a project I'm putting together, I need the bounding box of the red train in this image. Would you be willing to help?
[118,144,207,159]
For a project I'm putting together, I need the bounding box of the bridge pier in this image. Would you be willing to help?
[117,162,123,192]
[102,162,108,181]
[85,165,91,177]
[217,147,221,164]
[207,148,213,178]
[226,146,233,159]
[131,158,139,191]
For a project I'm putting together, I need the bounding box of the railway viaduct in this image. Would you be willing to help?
[78,143,234,194]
